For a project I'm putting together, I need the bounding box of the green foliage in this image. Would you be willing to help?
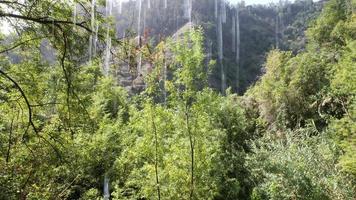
[329,40,356,175]
[308,0,352,47]
[0,0,355,199]
[111,29,226,199]
[247,131,355,200]
[245,0,356,198]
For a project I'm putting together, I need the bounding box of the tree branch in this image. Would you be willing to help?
[0,68,62,160]
[0,12,93,33]
[0,68,38,134]
[0,37,44,54]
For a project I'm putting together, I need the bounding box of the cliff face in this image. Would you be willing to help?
[115,22,194,95]
[114,56,151,95]
[112,0,324,95]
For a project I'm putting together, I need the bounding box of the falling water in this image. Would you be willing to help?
[164,0,167,9]
[235,6,240,63]
[217,7,223,61]
[235,5,240,91]
[107,0,113,15]
[215,0,218,18]
[71,1,77,49]
[89,35,93,61]
[174,5,178,37]
[221,64,226,94]
[103,175,110,200]
[189,0,192,24]
[118,0,123,14]
[72,2,77,26]
[206,40,213,74]
[94,22,99,57]
[221,0,226,23]
[163,57,167,105]
[208,40,213,62]
[137,53,142,75]
[89,0,96,62]
[137,0,142,43]
[91,0,96,30]
[147,0,151,9]
[184,0,188,18]
[104,32,112,76]
[104,0,113,76]
[143,6,146,32]
[275,12,279,49]
[184,0,192,22]
[232,16,236,52]
[136,0,143,74]
[217,2,225,93]
[279,12,285,42]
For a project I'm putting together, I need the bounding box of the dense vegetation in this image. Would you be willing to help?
[0,0,355,199]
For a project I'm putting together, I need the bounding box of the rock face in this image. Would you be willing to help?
[172,22,194,39]
[115,22,194,95]
[117,63,134,92]
[113,43,152,94]
[115,61,151,95]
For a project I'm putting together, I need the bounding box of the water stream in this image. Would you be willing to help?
[235,5,240,91]
[104,175,110,200]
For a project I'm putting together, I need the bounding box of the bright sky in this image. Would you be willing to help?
[228,0,280,5]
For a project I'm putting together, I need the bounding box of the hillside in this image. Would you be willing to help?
[0,0,355,199]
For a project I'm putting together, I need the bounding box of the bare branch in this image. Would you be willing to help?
[0,68,38,134]
[0,12,93,33]
[0,37,44,54]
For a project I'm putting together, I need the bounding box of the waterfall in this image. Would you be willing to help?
[137,0,142,43]
[217,1,225,93]
[89,36,93,61]
[104,0,113,76]
[104,32,111,76]
[90,0,96,47]
[221,0,226,23]
[235,5,240,92]
[143,5,146,33]
[163,57,167,105]
[147,0,151,9]
[164,0,167,9]
[214,0,218,18]
[89,0,96,62]
[136,0,143,74]
[103,175,110,200]
[208,40,213,62]
[183,0,188,19]
[221,63,226,94]
[72,2,77,26]
[217,7,223,61]
[232,16,236,53]
[106,0,113,15]
[184,0,192,22]
[174,5,178,37]
[236,6,240,63]
[206,40,213,74]
[118,0,123,14]
[137,53,142,75]
[94,22,99,57]
[275,12,279,49]
[189,0,192,25]
[275,3,284,49]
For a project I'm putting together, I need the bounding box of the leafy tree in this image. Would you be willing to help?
[247,130,355,200]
